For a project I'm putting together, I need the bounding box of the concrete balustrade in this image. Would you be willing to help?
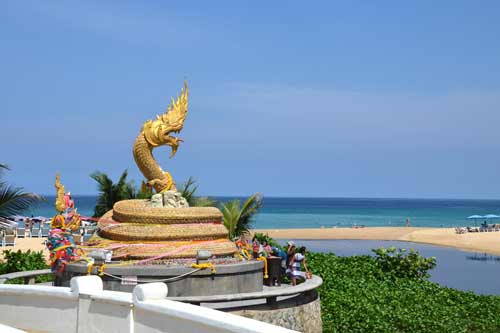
[0,276,297,333]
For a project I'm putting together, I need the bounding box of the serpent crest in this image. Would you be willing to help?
[133,81,188,193]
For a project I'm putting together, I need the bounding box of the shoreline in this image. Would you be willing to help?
[2,227,500,262]
[253,227,500,256]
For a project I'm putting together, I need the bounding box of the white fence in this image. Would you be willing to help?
[0,276,297,333]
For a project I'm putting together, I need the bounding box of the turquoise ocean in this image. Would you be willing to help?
[24,196,500,228]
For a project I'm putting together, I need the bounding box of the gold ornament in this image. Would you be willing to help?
[54,174,66,213]
[132,81,188,193]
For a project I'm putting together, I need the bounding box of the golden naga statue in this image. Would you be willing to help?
[54,174,67,213]
[52,174,81,232]
[85,82,237,260]
[133,81,188,193]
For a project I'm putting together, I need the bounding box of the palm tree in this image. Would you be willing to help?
[220,193,262,239]
[178,177,198,206]
[178,177,217,207]
[0,164,44,219]
[90,169,136,217]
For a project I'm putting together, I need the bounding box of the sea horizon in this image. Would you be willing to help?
[35,194,500,202]
[22,195,500,229]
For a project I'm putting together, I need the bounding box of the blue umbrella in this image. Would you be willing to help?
[484,214,500,219]
[467,215,483,227]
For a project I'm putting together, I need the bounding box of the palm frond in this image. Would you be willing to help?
[91,170,137,217]
[220,194,262,239]
[178,177,198,206]
[220,200,241,239]
[0,184,44,218]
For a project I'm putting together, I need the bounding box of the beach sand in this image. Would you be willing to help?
[2,227,500,262]
[253,227,500,255]
[0,238,49,261]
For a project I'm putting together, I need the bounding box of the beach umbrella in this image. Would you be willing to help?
[467,215,483,227]
[9,215,27,222]
[30,216,48,222]
[484,214,500,219]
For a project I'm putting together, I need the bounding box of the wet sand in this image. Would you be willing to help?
[253,227,500,256]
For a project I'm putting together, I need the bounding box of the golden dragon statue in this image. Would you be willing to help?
[133,81,188,193]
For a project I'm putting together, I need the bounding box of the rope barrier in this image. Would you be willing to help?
[101,268,203,283]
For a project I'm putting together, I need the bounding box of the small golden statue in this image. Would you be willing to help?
[133,81,188,193]
[52,174,81,232]
[54,174,66,213]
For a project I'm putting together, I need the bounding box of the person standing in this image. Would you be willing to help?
[291,246,310,286]
[285,241,296,276]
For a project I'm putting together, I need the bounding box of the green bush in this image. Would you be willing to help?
[0,250,52,284]
[252,232,281,249]
[372,247,436,280]
[308,252,500,333]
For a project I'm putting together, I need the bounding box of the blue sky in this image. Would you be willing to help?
[2,1,500,198]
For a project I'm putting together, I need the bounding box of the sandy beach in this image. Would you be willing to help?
[253,227,500,256]
[0,238,49,261]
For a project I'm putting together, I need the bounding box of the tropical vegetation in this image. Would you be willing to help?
[90,169,137,217]
[220,193,262,239]
[0,164,44,219]
[306,248,500,333]
[178,177,217,207]
[0,250,52,284]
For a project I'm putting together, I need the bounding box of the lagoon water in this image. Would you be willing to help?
[282,239,500,296]
[27,196,500,228]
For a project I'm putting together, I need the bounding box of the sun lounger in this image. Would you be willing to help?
[16,227,26,238]
[31,226,41,237]
[41,226,50,237]
[4,234,16,246]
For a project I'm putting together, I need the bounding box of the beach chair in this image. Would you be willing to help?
[31,226,41,237]
[4,234,16,246]
[41,226,50,237]
[16,227,26,238]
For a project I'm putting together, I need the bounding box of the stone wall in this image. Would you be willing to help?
[229,293,322,333]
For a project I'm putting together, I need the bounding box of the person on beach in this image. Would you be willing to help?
[24,218,31,234]
[406,218,411,227]
[285,241,296,275]
[290,246,311,286]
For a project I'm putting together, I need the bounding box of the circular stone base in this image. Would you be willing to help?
[57,260,264,296]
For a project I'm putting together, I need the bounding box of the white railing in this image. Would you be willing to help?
[0,276,297,333]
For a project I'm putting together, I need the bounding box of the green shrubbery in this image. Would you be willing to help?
[307,249,500,333]
[372,246,436,280]
[0,250,52,284]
